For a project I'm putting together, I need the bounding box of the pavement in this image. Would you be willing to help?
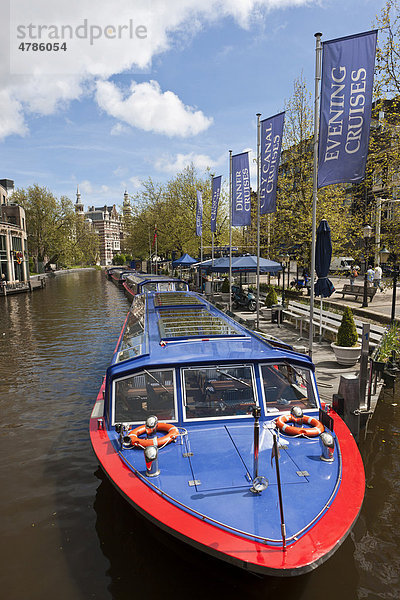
[317,275,399,325]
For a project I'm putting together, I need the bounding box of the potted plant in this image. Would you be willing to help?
[220,277,231,303]
[373,323,400,374]
[331,306,361,366]
[264,286,278,308]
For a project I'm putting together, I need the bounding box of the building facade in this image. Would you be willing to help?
[75,187,130,265]
[0,179,29,284]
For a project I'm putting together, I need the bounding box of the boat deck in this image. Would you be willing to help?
[110,419,340,545]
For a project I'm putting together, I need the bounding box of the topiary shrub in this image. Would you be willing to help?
[264,286,278,307]
[221,277,230,293]
[336,306,359,347]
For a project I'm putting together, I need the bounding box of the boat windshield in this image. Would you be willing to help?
[260,363,316,413]
[117,296,146,362]
[182,365,256,420]
[113,368,176,424]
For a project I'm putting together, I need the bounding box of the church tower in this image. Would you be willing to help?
[123,190,132,220]
[75,185,84,217]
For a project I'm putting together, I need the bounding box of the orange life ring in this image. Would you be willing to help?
[275,414,324,437]
[127,422,179,448]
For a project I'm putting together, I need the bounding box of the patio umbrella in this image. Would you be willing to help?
[172,253,197,267]
[314,220,335,337]
[314,220,335,298]
[205,255,282,274]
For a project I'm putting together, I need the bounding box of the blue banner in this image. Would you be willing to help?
[318,30,377,188]
[260,112,285,214]
[196,190,203,236]
[232,152,251,227]
[211,176,221,233]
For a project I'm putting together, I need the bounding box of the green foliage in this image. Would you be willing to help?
[121,165,229,260]
[221,277,230,293]
[264,286,278,307]
[376,323,400,363]
[336,306,359,347]
[11,184,99,268]
[113,254,126,265]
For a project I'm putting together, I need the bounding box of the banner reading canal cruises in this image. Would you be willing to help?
[260,112,285,214]
[196,190,203,236]
[210,175,221,233]
[232,152,251,227]
[317,30,377,188]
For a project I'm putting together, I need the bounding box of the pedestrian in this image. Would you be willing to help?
[373,264,383,291]
[367,265,374,286]
[349,266,358,287]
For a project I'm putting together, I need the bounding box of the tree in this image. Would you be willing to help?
[123,165,229,260]
[11,184,99,268]
[374,1,400,98]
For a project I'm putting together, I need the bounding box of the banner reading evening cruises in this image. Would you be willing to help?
[232,152,251,227]
[196,190,203,236]
[210,176,221,233]
[318,30,377,188]
[260,112,285,214]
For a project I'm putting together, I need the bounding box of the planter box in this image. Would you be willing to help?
[331,342,361,366]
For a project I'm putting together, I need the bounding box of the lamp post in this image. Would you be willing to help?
[279,253,290,306]
[380,246,398,323]
[362,225,373,308]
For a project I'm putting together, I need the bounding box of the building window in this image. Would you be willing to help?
[12,236,22,251]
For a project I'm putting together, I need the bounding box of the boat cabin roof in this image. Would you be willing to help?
[107,292,313,379]
[125,273,187,285]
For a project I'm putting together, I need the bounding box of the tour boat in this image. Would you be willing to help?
[108,267,135,286]
[90,291,365,576]
[122,272,189,301]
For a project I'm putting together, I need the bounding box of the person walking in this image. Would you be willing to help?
[349,265,358,287]
[367,265,374,286]
[373,264,383,291]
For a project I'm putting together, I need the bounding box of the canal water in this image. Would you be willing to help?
[0,269,399,600]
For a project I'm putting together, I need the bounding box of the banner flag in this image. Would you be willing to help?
[318,30,378,188]
[196,190,203,236]
[152,225,157,247]
[260,112,285,214]
[232,152,251,226]
[211,176,222,233]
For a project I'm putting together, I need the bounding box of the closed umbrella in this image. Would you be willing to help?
[314,219,335,336]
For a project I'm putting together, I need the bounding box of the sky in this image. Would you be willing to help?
[0,0,386,210]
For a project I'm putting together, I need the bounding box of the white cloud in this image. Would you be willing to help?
[155,151,219,173]
[1,0,313,140]
[110,122,131,136]
[129,176,143,190]
[96,80,212,137]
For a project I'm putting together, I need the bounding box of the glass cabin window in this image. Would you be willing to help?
[260,363,316,413]
[117,295,146,362]
[183,365,256,420]
[114,368,176,424]
[157,282,174,291]
[175,281,188,291]
[142,282,157,292]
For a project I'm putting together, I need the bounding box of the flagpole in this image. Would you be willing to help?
[201,229,203,291]
[148,226,151,274]
[155,224,158,275]
[256,113,261,330]
[229,150,232,314]
[210,174,214,297]
[309,32,322,360]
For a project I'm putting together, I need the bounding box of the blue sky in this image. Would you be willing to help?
[1,0,384,209]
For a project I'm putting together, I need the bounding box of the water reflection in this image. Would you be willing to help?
[0,271,399,600]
